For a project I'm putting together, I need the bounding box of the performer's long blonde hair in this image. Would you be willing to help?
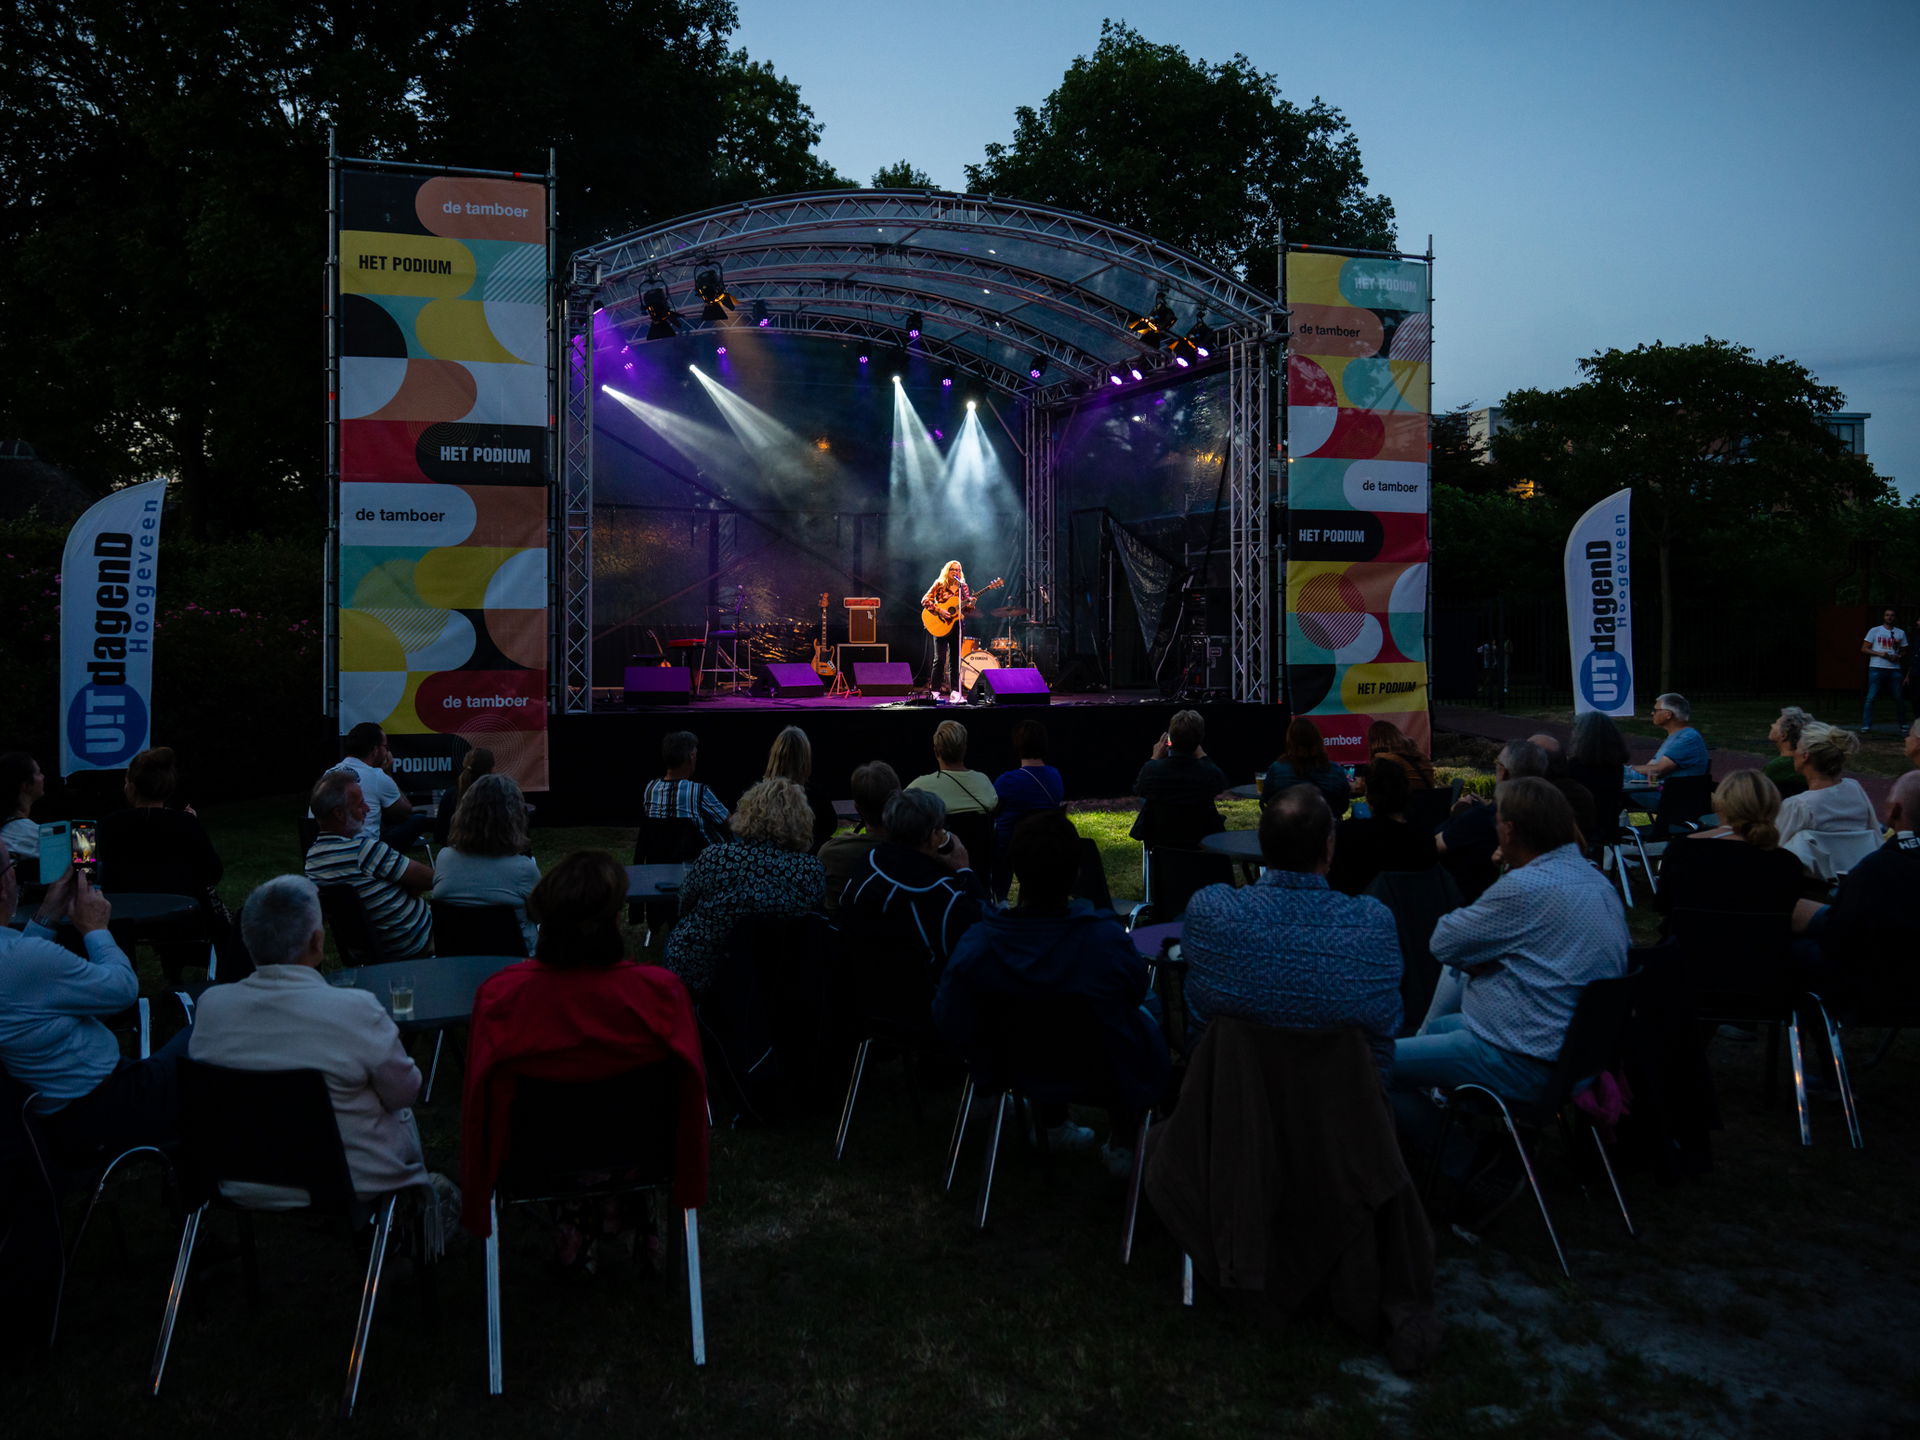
[941,560,964,584]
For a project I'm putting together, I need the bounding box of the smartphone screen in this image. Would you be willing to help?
[38,821,72,883]
[71,821,98,877]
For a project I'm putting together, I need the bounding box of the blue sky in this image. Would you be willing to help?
[732,0,1920,494]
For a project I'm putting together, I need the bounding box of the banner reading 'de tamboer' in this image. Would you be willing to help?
[1564,487,1633,717]
[60,479,168,776]
[334,164,552,790]
[1282,249,1432,758]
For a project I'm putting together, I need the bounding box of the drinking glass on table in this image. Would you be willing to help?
[388,974,415,1021]
[1254,773,1265,797]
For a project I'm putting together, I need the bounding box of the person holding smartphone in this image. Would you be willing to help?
[0,842,188,1160]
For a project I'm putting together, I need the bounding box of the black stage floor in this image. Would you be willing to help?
[540,689,1285,826]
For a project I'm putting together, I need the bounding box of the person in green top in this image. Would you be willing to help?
[1763,706,1814,800]
[906,720,998,816]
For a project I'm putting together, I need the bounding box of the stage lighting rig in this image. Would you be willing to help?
[693,268,736,323]
[1126,289,1177,348]
[751,299,771,328]
[641,287,679,340]
[905,312,923,340]
[1027,354,1047,380]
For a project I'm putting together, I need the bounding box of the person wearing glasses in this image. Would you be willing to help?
[1632,694,1708,782]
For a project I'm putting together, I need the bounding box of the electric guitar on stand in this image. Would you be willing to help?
[920,577,1003,637]
[811,592,836,678]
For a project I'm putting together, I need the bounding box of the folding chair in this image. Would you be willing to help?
[1785,828,1884,888]
[485,1064,707,1391]
[832,934,944,1161]
[1125,843,1235,929]
[429,901,528,959]
[150,1059,415,1418]
[318,883,386,968]
[631,815,706,940]
[1421,972,1643,1278]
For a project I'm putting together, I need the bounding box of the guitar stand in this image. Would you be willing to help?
[829,667,853,698]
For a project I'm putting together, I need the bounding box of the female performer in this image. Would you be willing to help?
[921,560,973,702]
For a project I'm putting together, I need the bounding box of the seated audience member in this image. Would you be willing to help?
[0,856,185,1158]
[1776,722,1877,847]
[189,875,428,1199]
[1634,693,1709,782]
[764,725,837,850]
[935,810,1169,1164]
[313,722,424,850]
[1365,720,1436,793]
[1795,772,1920,979]
[1328,758,1437,897]
[1182,785,1403,1083]
[1131,710,1229,849]
[1394,778,1629,1106]
[1566,710,1631,836]
[0,750,46,862]
[432,773,541,953]
[1528,732,1597,848]
[907,720,998,818]
[461,851,706,1243]
[1263,716,1353,820]
[644,730,730,847]
[1763,708,1814,800]
[304,768,434,961]
[819,761,899,910]
[1905,717,1920,769]
[1656,770,1802,925]
[433,746,494,850]
[663,778,825,1003]
[991,719,1065,853]
[841,788,985,972]
[1435,739,1549,903]
[96,746,232,982]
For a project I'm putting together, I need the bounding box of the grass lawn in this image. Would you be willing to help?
[14,790,1917,1437]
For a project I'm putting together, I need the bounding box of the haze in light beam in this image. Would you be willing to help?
[688,365,848,500]
[888,386,1022,574]
[599,385,738,476]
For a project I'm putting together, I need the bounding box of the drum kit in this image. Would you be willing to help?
[959,603,1039,687]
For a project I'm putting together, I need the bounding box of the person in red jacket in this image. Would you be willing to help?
[461,850,707,1248]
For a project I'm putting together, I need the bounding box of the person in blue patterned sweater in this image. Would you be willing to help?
[1180,785,1403,1084]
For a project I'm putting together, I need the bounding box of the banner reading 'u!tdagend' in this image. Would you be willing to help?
[1283,249,1432,757]
[334,165,551,790]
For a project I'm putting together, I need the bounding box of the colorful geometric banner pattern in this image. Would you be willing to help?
[335,170,550,789]
[1283,251,1432,757]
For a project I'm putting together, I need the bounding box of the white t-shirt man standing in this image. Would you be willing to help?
[1861,607,1909,732]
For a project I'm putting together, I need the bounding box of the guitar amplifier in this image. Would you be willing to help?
[836,643,888,675]
[843,597,881,644]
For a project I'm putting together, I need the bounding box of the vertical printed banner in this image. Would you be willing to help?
[60,479,168,776]
[1565,488,1634,717]
[335,168,551,790]
[1283,251,1432,757]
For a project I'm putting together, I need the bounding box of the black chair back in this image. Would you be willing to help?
[318,884,381,967]
[1142,846,1235,925]
[1071,836,1114,913]
[176,1058,357,1214]
[1130,798,1224,850]
[295,816,319,864]
[1539,972,1641,1112]
[0,1074,64,1348]
[700,911,837,1121]
[498,1064,680,1196]
[430,901,527,958]
[944,811,994,877]
[1654,774,1716,836]
[970,992,1121,1107]
[632,816,708,928]
[1365,866,1465,1035]
[1404,784,1457,836]
[1666,906,1795,1016]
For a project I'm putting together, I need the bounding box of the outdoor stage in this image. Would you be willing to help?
[538,689,1282,826]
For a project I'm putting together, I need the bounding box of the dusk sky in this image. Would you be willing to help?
[732,0,1920,494]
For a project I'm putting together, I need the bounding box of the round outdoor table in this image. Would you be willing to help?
[1200,828,1265,882]
[328,952,524,1032]
[626,862,691,898]
[1227,783,1262,801]
[11,890,198,935]
[1130,920,1183,958]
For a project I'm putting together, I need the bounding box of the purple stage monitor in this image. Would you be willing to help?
[971,666,1050,706]
[761,662,827,698]
[624,666,692,705]
[851,661,914,697]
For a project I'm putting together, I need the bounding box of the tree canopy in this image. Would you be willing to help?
[966,20,1396,277]
[872,160,935,189]
[0,0,847,534]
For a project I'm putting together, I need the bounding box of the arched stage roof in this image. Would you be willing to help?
[570,189,1282,404]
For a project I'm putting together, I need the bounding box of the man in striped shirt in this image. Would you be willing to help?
[643,731,731,846]
[304,769,433,961]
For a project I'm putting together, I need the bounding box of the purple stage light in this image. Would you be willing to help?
[1174,355,1189,368]
[620,345,631,354]
[758,317,771,327]
[941,377,952,388]
[1029,367,1043,379]
[858,354,870,365]
[623,361,634,370]
[933,429,945,439]
[1129,365,1143,381]
[1196,345,1210,358]
[716,345,727,355]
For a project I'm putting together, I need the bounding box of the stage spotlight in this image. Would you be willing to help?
[1107,371,1124,387]
[1128,362,1144,382]
[858,353,870,365]
[905,312,923,339]
[751,299,770,327]
[1027,354,1046,380]
[1188,318,1216,358]
[716,345,727,356]
[1126,289,1177,347]
[891,373,902,384]
[966,399,977,411]
[642,287,679,340]
[693,268,735,323]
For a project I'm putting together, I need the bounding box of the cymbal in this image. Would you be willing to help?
[990,606,1028,618]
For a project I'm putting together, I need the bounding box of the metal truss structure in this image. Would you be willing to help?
[559,189,1286,708]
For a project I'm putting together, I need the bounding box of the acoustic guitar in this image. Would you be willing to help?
[811,592,836,677]
[920,577,1003,638]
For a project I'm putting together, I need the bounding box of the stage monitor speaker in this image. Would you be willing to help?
[624,666,692,706]
[971,666,1050,706]
[762,662,827,699]
[851,661,914,697]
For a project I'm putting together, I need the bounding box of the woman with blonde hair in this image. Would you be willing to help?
[1656,769,1804,922]
[664,777,825,1002]
[763,725,835,848]
[433,772,541,952]
[907,719,997,816]
[1762,708,1813,800]
[1776,723,1876,847]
